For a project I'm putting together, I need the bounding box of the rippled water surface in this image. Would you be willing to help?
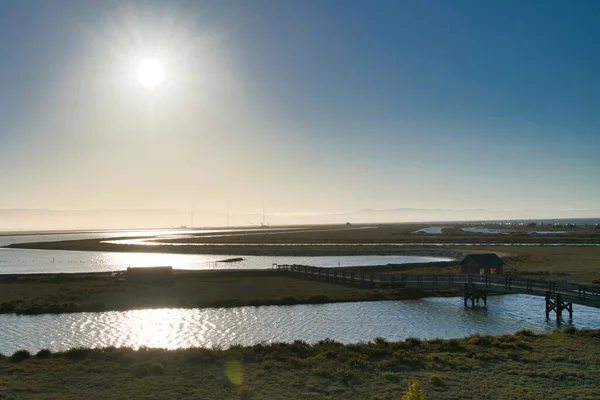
[1,295,599,354]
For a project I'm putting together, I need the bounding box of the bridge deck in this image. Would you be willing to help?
[275,264,600,309]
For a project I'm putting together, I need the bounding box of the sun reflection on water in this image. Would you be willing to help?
[97,251,222,270]
[125,309,190,349]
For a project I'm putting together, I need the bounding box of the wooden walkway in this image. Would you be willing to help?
[275,264,600,320]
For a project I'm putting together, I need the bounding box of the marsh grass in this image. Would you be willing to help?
[0,270,451,315]
[0,329,597,399]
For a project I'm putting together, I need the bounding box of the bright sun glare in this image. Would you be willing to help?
[136,58,165,88]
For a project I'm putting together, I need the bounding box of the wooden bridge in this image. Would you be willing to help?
[274,264,600,321]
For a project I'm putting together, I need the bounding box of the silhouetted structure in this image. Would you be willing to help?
[460,253,504,275]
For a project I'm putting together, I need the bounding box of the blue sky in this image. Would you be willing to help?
[0,0,599,220]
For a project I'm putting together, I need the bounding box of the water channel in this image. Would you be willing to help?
[1,294,599,354]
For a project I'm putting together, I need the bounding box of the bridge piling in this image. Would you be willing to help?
[463,283,487,308]
[274,266,599,318]
[545,292,573,321]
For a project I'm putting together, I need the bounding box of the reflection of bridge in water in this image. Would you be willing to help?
[275,264,600,321]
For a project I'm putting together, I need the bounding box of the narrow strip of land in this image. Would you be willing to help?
[0,269,454,315]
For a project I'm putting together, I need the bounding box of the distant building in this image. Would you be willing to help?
[460,253,504,275]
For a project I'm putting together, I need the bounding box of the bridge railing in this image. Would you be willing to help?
[275,264,600,305]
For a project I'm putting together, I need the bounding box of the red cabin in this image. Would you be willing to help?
[460,253,504,275]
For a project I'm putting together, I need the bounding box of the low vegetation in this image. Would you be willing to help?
[0,270,455,315]
[0,328,598,399]
[468,245,600,285]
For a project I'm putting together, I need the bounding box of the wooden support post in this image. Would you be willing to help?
[545,292,573,321]
[545,292,554,320]
[555,293,563,321]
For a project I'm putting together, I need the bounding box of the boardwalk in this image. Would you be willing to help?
[275,264,600,320]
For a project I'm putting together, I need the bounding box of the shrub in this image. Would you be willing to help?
[64,347,91,361]
[381,371,401,382]
[564,326,577,334]
[35,349,52,359]
[429,374,444,386]
[187,348,217,363]
[150,362,164,375]
[374,337,388,345]
[134,364,150,378]
[334,364,357,383]
[405,337,421,347]
[289,340,310,356]
[515,329,535,337]
[401,381,427,400]
[238,385,254,399]
[9,350,31,362]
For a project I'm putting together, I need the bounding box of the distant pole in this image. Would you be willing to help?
[262,201,265,226]
[191,208,194,228]
[227,205,230,227]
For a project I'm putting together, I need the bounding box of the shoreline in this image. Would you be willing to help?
[4,238,467,257]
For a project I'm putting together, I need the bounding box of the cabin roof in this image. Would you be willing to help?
[460,253,504,267]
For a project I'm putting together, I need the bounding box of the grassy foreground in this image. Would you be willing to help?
[1,328,599,399]
[0,270,453,315]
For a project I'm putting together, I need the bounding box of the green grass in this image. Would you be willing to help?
[0,328,598,399]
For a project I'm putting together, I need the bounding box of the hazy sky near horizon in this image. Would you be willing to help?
[1,0,599,217]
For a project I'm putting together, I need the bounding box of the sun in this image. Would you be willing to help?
[136,58,165,88]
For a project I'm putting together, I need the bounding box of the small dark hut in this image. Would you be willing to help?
[125,266,174,282]
[460,253,504,275]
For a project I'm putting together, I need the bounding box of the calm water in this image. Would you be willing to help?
[1,295,599,354]
[413,226,445,234]
[0,248,448,274]
[462,227,508,234]
[0,230,455,274]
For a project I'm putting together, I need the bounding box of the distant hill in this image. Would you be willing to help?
[1,208,599,232]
